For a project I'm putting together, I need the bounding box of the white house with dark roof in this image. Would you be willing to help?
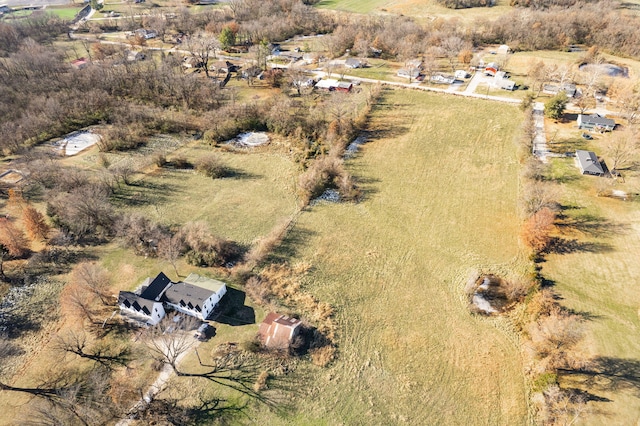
[575,150,605,176]
[577,114,616,131]
[118,292,166,325]
[118,272,227,325]
[162,273,227,321]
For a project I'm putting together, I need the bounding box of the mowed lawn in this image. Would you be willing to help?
[259,89,530,424]
[114,144,300,246]
[542,159,640,425]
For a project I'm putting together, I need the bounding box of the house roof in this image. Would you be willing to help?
[486,62,499,70]
[162,274,226,313]
[118,291,158,316]
[259,312,302,348]
[579,114,615,128]
[576,150,605,174]
[182,273,226,293]
[398,68,420,78]
[315,78,339,89]
[140,272,172,301]
[345,58,363,67]
[543,83,577,97]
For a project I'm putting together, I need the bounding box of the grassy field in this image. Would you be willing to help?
[226,88,531,424]
[46,6,82,19]
[316,0,514,22]
[541,158,640,425]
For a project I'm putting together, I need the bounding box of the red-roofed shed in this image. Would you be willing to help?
[259,312,302,349]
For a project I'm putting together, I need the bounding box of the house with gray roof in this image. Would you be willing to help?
[575,150,605,176]
[345,58,365,69]
[577,114,616,131]
[118,272,227,325]
[162,274,227,321]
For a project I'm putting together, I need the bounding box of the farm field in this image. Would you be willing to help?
[316,0,514,21]
[240,89,530,424]
[541,158,640,425]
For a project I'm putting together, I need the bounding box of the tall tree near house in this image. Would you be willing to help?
[23,205,50,241]
[70,262,111,305]
[185,32,220,78]
[609,81,640,125]
[440,36,467,73]
[544,92,568,120]
[528,60,552,97]
[607,129,638,174]
[159,234,184,277]
[218,26,237,51]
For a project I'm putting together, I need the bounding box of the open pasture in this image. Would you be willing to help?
[249,88,530,424]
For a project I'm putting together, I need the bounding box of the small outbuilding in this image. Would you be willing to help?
[497,45,510,55]
[575,150,605,176]
[577,114,616,131]
[397,68,420,80]
[484,62,499,76]
[259,312,302,350]
[454,70,470,79]
[345,58,365,69]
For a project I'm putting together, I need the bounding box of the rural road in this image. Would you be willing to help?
[532,102,550,163]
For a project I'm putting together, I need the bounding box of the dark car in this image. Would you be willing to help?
[582,133,593,140]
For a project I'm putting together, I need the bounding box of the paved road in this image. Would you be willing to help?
[532,102,550,163]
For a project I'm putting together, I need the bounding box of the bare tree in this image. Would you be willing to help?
[70,262,111,305]
[184,32,220,78]
[607,129,638,174]
[55,331,132,369]
[158,234,184,277]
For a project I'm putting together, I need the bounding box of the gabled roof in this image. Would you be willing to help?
[118,291,158,316]
[579,114,615,128]
[576,150,605,175]
[345,58,363,68]
[259,312,302,348]
[162,274,226,312]
[140,272,172,301]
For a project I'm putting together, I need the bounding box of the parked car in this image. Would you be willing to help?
[582,133,593,140]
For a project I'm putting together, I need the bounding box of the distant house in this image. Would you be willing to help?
[493,71,515,91]
[454,70,470,79]
[543,83,577,98]
[314,78,352,92]
[430,74,455,84]
[577,114,615,131]
[241,65,263,79]
[497,45,510,55]
[70,57,89,70]
[345,58,365,69]
[259,312,302,350]
[405,58,422,70]
[135,29,157,40]
[302,53,319,64]
[397,68,420,80]
[162,274,227,321]
[118,272,227,325]
[484,62,499,76]
[575,150,605,176]
[126,50,145,62]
